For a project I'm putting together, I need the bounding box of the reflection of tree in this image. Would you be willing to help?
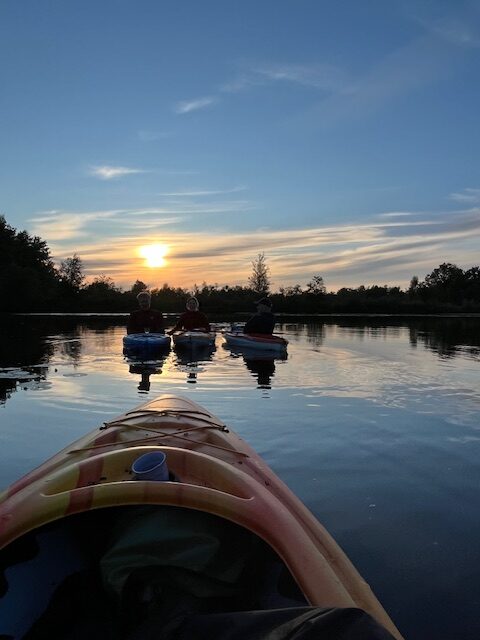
[316,316,480,359]
[407,317,480,359]
[0,316,54,367]
[0,379,15,405]
[0,315,54,405]
[60,339,82,364]
[305,322,326,346]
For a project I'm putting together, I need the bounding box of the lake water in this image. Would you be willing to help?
[1,314,480,640]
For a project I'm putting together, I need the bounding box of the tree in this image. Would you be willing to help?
[86,275,118,292]
[59,254,84,291]
[408,275,419,296]
[248,252,271,294]
[423,263,466,304]
[465,266,480,302]
[279,284,303,296]
[0,215,59,310]
[306,275,326,295]
[131,280,148,295]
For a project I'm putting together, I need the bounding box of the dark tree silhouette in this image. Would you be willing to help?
[306,275,326,295]
[248,253,271,295]
[2,214,480,313]
[131,280,149,295]
[59,254,84,290]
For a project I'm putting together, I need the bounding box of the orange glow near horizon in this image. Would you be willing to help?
[138,243,169,268]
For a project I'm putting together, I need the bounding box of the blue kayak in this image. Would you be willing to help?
[123,333,171,350]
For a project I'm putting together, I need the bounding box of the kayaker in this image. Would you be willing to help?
[244,297,275,335]
[168,296,211,334]
[127,290,164,334]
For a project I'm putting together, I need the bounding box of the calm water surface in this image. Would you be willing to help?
[1,315,480,640]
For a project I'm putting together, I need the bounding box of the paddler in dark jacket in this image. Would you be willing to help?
[127,290,164,334]
[169,297,210,334]
[244,298,275,335]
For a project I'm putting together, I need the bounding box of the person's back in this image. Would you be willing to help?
[127,291,164,334]
[170,297,210,333]
[244,298,275,335]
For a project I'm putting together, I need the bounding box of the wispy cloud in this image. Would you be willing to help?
[89,165,146,180]
[29,208,183,243]
[28,196,255,243]
[250,63,348,92]
[378,211,417,218]
[157,186,247,197]
[297,33,462,128]
[174,96,217,114]
[137,130,172,141]
[29,202,480,291]
[409,5,480,49]
[176,63,348,114]
[174,7,476,123]
[450,188,480,203]
[288,3,480,130]
[30,209,121,241]
[429,20,480,48]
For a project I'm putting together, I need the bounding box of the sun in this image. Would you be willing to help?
[138,244,169,268]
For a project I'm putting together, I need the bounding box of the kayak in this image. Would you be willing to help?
[224,331,288,352]
[172,330,216,348]
[0,395,402,640]
[123,333,171,352]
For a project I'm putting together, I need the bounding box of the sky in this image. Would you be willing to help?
[1,0,480,292]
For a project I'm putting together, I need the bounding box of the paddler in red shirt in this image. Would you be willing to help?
[169,297,210,334]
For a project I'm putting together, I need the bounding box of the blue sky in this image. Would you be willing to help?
[1,0,480,291]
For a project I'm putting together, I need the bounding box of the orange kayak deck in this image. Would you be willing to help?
[0,394,403,639]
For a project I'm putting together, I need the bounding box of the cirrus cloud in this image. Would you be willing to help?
[89,165,146,180]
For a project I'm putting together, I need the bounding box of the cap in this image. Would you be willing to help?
[255,297,272,308]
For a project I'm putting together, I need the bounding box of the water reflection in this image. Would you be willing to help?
[0,315,479,408]
[173,343,216,384]
[0,366,50,404]
[408,317,480,359]
[128,362,164,393]
[0,315,55,404]
[244,356,276,389]
[222,343,287,389]
[1,314,480,640]
[123,343,171,362]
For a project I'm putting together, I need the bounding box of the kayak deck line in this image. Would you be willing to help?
[108,408,227,429]
[68,423,250,459]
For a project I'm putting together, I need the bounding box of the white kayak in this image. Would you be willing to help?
[172,331,216,348]
[223,332,288,353]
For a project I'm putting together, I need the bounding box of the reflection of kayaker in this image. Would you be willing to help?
[128,363,163,392]
[0,395,403,640]
[244,357,276,388]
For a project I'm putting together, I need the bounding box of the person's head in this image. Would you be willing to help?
[137,290,151,310]
[186,296,199,311]
[255,297,272,313]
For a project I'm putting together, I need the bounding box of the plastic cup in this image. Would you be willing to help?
[132,451,169,481]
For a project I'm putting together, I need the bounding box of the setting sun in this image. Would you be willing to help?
[138,244,169,268]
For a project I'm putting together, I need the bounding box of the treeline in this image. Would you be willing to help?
[2,215,480,314]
